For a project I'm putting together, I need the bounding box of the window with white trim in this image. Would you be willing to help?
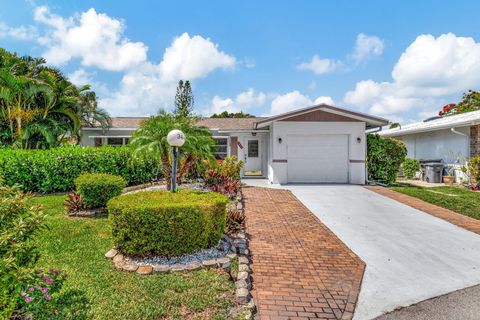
[213,137,228,160]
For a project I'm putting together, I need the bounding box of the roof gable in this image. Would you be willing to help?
[256,104,388,128]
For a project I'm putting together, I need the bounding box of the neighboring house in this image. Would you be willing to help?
[379,110,480,181]
[81,104,388,184]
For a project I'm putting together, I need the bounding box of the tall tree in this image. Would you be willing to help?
[173,80,194,117]
[211,111,256,118]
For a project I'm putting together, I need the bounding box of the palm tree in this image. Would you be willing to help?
[130,110,215,189]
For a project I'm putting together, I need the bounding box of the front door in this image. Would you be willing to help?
[243,138,263,176]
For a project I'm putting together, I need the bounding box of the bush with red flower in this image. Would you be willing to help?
[438,90,480,117]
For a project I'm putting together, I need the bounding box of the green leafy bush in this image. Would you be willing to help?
[402,158,420,179]
[214,156,244,179]
[367,134,407,184]
[468,155,480,184]
[75,173,126,209]
[0,182,46,319]
[0,146,161,193]
[108,190,228,256]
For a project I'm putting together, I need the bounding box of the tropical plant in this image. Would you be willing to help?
[204,169,241,198]
[207,156,243,179]
[468,155,480,185]
[0,48,110,149]
[64,192,84,213]
[130,110,215,190]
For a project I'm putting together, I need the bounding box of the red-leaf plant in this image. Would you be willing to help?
[64,192,83,213]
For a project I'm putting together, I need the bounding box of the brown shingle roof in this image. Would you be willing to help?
[110,117,149,128]
[195,117,265,130]
[107,116,264,130]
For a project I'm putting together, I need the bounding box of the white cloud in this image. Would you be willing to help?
[33,6,148,71]
[0,22,38,40]
[297,54,341,75]
[344,33,480,118]
[269,91,334,115]
[298,33,384,75]
[68,68,94,86]
[314,96,335,105]
[159,33,236,82]
[209,88,266,114]
[352,33,384,64]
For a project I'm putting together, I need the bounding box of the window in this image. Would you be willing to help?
[248,140,259,158]
[214,138,228,160]
[124,138,129,145]
[94,138,103,147]
[107,137,124,146]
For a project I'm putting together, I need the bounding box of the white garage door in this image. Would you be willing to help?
[287,134,349,183]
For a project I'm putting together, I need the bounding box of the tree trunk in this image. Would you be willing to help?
[161,152,172,191]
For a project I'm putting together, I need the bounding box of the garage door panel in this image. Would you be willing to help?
[287,134,349,183]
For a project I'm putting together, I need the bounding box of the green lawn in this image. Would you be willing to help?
[31,195,236,320]
[389,184,480,220]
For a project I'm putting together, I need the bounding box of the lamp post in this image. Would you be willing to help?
[167,129,185,192]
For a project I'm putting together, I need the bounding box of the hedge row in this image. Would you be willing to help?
[0,146,161,193]
[108,190,228,256]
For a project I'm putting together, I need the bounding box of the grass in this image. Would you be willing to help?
[389,184,480,220]
[31,195,236,320]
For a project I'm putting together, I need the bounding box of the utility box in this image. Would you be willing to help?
[423,163,444,183]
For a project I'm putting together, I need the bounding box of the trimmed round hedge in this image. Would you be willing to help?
[108,190,228,257]
[75,173,127,209]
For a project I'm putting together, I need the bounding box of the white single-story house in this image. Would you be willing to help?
[379,110,480,181]
[81,104,388,184]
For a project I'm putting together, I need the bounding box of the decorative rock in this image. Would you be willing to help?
[222,234,233,244]
[153,265,170,273]
[236,233,246,239]
[236,288,250,304]
[226,253,237,260]
[113,254,124,264]
[122,264,139,272]
[202,259,218,268]
[238,264,250,272]
[105,248,118,259]
[236,202,243,210]
[233,238,247,246]
[242,249,250,256]
[237,271,249,281]
[136,265,153,275]
[235,279,251,290]
[185,262,202,271]
[170,264,188,273]
[238,256,249,265]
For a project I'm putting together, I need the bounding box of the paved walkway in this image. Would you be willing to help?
[366,186,480,235]
[243,187,365,320]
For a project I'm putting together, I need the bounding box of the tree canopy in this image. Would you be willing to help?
[0,48,110,149]
[210,111,256,118]
[438,90,480,116]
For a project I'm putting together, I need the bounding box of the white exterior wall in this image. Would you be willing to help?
[394,127,470,183]
[269,121,366,184]
[80,129,135,146]
[394,127,470,164]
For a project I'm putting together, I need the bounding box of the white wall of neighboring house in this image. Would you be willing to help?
[268,121,366,184]
[80,129,135,146]
[394,126,470,182]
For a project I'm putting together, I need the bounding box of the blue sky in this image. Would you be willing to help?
[1,1,480,123]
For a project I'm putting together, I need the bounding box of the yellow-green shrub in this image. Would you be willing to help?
[108,190,228,256]
[75,173,126,209]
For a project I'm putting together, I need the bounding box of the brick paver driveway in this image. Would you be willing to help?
[243,187,365,320]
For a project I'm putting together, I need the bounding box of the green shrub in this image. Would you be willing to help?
[75,173,126,209]
[367,134,407,184]
[468,155,480,184]
[0,182,46,319]
[0,146,161,193]
[108,190,228,256]
[215,156,244,179]
[402,158,420,179]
